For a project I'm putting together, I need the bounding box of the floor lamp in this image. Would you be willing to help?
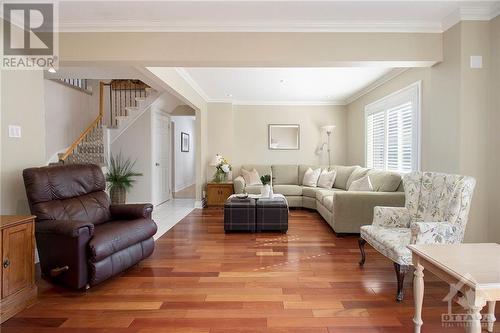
[322,125,336,170]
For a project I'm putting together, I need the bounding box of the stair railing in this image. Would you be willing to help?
[109,80,149,127]
[59,79,150,164]
[58,82,105,163]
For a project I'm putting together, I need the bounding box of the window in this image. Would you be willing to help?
[365,82,420,173]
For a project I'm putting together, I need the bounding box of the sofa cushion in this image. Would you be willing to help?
[317,169,337,189]
[241,165,272,180]
[272,165,299,185]
[316,188,344,204]
[273,184,302,196]
[89,218,158,262]
[316,189,334,202]
[348,175,373,192]
[331,165,358,190]
[346,167,371,189]
[245,185,262,195]
[302,167,322,187]
[367,169,402,192]
[241,168,262,185]
[302,186,320,198]
[323,196,334,211]
[298,165,328,185]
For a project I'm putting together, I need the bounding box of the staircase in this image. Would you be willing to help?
[57,80,157,167]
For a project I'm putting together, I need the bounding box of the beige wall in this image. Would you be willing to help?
[458,21,491,242]
[347,20,499,242]
[488,16,500,242]
[207,103,235,164]
[44,79,99,162]
[1,70,46,214]
[59,32,442,67]
[207,103,347,175]
[111,108,153,204]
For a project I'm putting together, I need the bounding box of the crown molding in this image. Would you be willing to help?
[57,2,500,34]
[174,68,210,101]
[59,20,444,33]
[442,4,500,31]
[232,100,345,106]
[344,68,409,105]
[490,2,500,19]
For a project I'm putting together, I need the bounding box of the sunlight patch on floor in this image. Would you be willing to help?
[152,198,195,240]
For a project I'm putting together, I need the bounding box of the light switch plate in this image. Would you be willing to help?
[8,125,22,138]
[470,56,483,69]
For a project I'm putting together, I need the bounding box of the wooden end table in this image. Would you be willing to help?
[408,243,499,333]
[206,182,234,207]
[0,215,37,323]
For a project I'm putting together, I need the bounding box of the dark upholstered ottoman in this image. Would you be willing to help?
[256,197,288,233]
[224,197,256,232]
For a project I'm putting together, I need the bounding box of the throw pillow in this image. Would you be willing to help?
[317,169,337,189]
[241,168,262,185]
[348,175,374,191]
[302,167,322,187]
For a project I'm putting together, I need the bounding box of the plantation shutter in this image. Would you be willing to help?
[365,82,420,173]
[366,111,385,170]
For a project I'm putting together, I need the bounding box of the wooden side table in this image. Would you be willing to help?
[206,182,234,207]
[0,215,37,323]
[409,243,499,333]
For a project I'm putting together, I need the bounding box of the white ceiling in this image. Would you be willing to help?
[179,67,399,104]
[58,1,500,32]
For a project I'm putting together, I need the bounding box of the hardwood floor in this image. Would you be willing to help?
[2,209,499,332]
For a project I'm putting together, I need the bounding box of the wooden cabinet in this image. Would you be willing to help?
[0,216,37,323]
[206,183,234,207]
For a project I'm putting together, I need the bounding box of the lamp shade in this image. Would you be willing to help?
[210,154,223,166]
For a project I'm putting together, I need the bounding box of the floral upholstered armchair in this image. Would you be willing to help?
[359,171,476,301]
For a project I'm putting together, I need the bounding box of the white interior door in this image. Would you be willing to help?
[153,111,171,205]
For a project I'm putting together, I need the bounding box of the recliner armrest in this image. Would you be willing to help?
[36,219,94,238]
[110,203,153,219]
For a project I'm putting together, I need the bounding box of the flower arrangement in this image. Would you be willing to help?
[212,154,232,183]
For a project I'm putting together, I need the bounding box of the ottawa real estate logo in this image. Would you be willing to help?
[2,1,58,70]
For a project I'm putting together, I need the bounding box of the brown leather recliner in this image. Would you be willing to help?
[22,163,157,289]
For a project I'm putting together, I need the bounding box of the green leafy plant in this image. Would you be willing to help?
[106,153,142,193]
[260,174,271,185]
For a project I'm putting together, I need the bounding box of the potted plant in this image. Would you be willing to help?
[106,153,142,204]
[260,174,272,198]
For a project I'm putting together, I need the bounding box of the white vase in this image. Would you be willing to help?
[268,186,274,198]
[260,184,270,197]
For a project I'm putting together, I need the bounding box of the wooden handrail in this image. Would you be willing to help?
[59,82,105,162]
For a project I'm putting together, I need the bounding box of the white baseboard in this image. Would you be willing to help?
[174,182,195,193]
[194,200,204,209]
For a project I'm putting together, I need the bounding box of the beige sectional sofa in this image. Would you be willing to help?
[233,164,405,234]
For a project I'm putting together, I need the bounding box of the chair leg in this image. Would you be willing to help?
[358,238,367,266]
[394,263,409,302]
